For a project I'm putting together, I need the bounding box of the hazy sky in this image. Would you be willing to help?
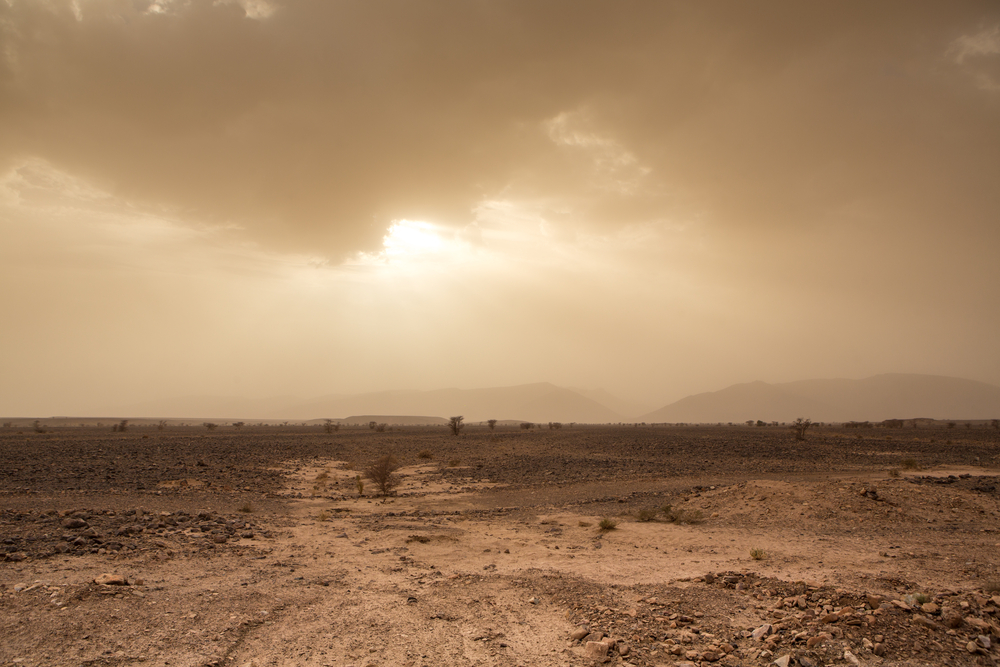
[2,1,999,416]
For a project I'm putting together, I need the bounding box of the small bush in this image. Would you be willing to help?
[598,518,617,531]
[418,450,433,459]
[984,580,1000,593]
[237,502,253,513]
[902,458,919,470]
[316,470,329,481]
[578,521,592,528]
[914,593,931,604]
[448,459,461,467]
[364,454,401,497]
[750,548,766,560]
[317,510,330,522]
[887,468,901,478]
[661,504,705,524]
[636,508,658,522]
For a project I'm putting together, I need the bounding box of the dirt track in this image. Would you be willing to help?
[1,424,999,666]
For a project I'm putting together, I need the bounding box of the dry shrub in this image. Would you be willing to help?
[316,470,329,481]
[598,518,617,531]
[364,454,401,497]
[418,450,433,459]
[636,508,658,522]
[662,505,705,524]
[902,458,919,470]
[750,548,766,560]
[448,459,461,467]
[578,521,592,528]
[237,502,253,513]
[984,580,1000,593]
[317,510,330,522]
[887,468,901,478]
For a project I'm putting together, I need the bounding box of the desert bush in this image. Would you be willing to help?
[33,420,46,434]
[901,458,919,470]
[418,450,433,459]
[448,458,461,467]
[750,548,766,560]
[598,518,617,531]
[661,505,705,524]
[914,593,931,604]
[323,419,339,433]
[203,422,218,431]
[233,421,245,430]
[355,475,364,496]
[374,423,387,432]
[317,510,330,521]
[365,454,401,497]
[519,422,533,430]
[578,521,592,527]
[448,416,464,436]
[984,580,1000,593]
[636,508,658,522]
[237,502,253,513]
[790,418,812,441]
[887,468,901,478]
[487,419,498,431]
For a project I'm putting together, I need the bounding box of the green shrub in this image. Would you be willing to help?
[636,508,658,522]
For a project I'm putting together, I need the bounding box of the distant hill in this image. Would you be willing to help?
[284,383,622,423]
[640,374,1000,423]
[336,415,448,426]
[94,383,624,423]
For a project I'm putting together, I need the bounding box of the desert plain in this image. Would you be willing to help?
[1,423,999,667]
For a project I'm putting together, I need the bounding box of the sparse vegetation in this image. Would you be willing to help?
[364,454,401,497]
[902,458,919,470]
[548,422,563,429]
[661,504,705,524]
[237,502,253,513]
[233,421,245,430]
[203,422,218,431]
[448,415,464,436]
[750,548,766,560]
[636,508,658,522]
[374,422,387,432]
[598,517,617,531]
[448,458,461,467]
[487,419,498,432]
[323,419,339,433]
[33,420,46,434]
[417,450,433,459]
[157,420,167,431]
[520,422,533,430]
[791,417,812,441]
[888,468,901,478]
[317,510,330,522]
[914,593,931,604]
[578,521,592,528]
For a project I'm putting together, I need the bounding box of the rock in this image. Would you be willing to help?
[212,534,227,544]
[704,572,716,584]
[617,643,630,657]
[806,633,831,648]
[866,594,885,608]
[62,518,88,529]
[701,650,721,662]
[977,635,991,650]
[913,615,944,631]
[570,627,590,641]
[528,597,540,604]
[967,640,982,654]
[583,631,604,643]
[772,655,791,667]
[752,623,773,641]
[844,650,861,666]
[94,573,128,586]
[820,613,841,624]
[921,602,939,615]
[584,640,610,659]
[873,642,886,656]
[892,599,911,611]
[941,608,963,628]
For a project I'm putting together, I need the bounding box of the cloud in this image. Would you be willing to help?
[949,25,1000,63]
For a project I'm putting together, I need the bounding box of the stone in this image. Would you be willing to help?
[977,635,991,650]
[617,643,630,657]
[583,632,604,643]
[704,572,716,584]
[752,623,773,640]
[966,640,981,654]
[62,518,88,529]
[94,573,128,586]
[772,655,791,667]
[866,594,885,608]
[584,640,610,659]
[570,627,590,641]
[921,602,939,615]
[806,633,831,648]
[701,650,721,662]
[799,659,817,667]
[941,608,963,628]
[892,599,911,611]
[844,650,861,666]
[820,613,840,624]
[913,615,944,631]
[873,642,886,656]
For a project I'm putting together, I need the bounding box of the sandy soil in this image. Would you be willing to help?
[1,424,999,667]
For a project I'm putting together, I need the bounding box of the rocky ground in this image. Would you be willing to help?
[1,423,999,666]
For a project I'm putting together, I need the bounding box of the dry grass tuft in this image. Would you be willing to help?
[598,518,617,531]
[750,548,766,560]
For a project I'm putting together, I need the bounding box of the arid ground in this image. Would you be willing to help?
[1,424,999,667]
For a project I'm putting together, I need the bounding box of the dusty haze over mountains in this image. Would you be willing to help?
[2,1,999,417]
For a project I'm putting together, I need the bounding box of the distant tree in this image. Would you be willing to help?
[487,419,498,432]
[203,422,218,431]
[233,421,245,430]
[323,419,339,433]
[947,422,956,429]
[33,420,46,433]
[364,454,401,497]
[790,418,812,441]
[368,421,378,430]
[448,416,464,436]
[157,420,167,431]
[548,422,562,429]
[746,420,754,427]
[374,422,388,432]
[520,422,533,430]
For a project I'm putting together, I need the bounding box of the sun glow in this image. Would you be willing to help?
[382,220,445,257]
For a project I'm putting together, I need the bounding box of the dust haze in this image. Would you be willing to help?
[2,1,999,416]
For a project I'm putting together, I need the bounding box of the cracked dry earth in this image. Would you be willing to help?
[1,425,999,667]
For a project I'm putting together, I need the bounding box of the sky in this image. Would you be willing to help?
[2,0,1000,416]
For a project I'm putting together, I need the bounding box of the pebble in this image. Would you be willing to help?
[94,574,128,586]
[584,640,610,659]
[569,627,589,641]
[844,649,861,666]
[772,655,791,667]
[751,623,773,640]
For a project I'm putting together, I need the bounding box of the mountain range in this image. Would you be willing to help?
[94,374,1000,423]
